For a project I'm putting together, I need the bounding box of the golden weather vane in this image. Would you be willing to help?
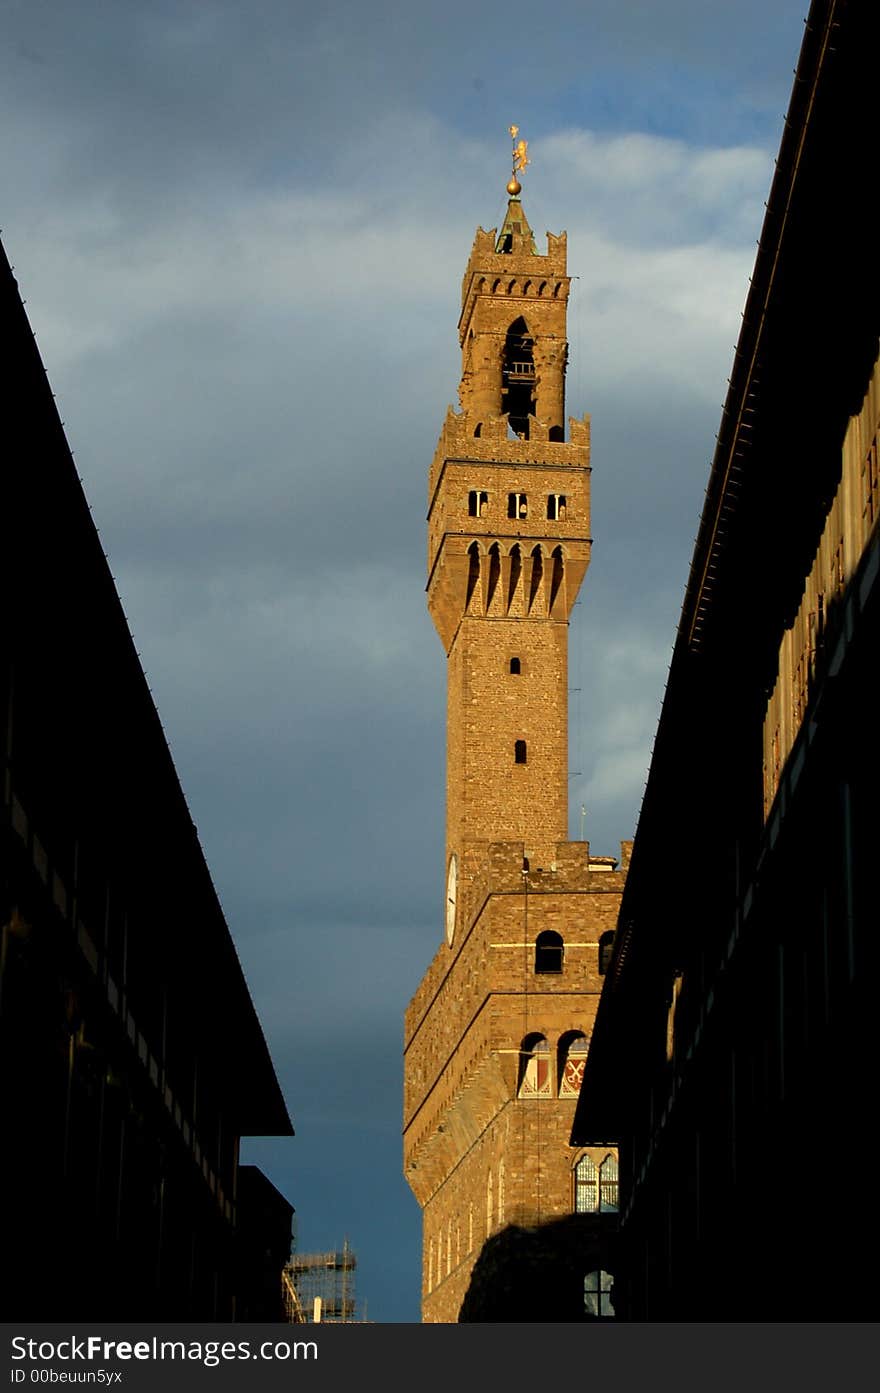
[507,124,529,196]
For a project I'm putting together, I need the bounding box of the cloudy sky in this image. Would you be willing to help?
[2,0,810,1321]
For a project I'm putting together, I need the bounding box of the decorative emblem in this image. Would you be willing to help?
[509,125,530,173]
[506,125,530,196]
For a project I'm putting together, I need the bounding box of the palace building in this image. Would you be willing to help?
[403,152,627,1322]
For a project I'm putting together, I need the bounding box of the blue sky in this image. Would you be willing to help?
[2,0,810,1321]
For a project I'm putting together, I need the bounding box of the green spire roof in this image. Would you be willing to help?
[495,197,538,254]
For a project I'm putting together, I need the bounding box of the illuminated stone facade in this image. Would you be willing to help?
[404,192,627,1322]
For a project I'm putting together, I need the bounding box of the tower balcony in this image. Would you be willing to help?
[503,361,535,383]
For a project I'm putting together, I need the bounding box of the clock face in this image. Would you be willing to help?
[445,854,458,946]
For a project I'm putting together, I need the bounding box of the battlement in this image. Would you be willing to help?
[428,407,589,509]
[460,223,568,320]
[404,839,630,1049]
[462,839,631,933]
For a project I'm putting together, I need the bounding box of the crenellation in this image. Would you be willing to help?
[428,409,591,510]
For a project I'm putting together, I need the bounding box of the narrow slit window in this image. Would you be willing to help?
[514,739,527,764]
[509,657,521,675]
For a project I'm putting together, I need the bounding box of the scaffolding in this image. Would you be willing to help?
[285,1239,359,1323]
[281,1267,306,1324]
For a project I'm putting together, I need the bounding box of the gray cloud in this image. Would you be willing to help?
[1,0,809,1320]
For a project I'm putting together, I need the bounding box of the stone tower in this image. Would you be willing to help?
[404,169,629,1322]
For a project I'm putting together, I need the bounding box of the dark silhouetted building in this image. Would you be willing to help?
[0,235,293,1319]
[574,0,879,1320]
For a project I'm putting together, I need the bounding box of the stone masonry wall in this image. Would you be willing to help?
[446,618,569,875]
[403,840,628,1315]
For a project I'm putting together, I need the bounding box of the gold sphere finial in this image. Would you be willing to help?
[507,124,529,197]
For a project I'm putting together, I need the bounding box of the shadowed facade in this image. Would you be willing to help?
[0,237,293,1319]
[575,0,879,1320]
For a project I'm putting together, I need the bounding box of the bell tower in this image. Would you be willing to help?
[427,143,591,904]
[406,135,629,1322]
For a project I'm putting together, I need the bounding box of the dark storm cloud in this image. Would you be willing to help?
[1,0,810,1320]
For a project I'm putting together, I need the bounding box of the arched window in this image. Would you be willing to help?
[598,931,615,976]
[518,1034,551,1097]
[509,657,521,675]
[502,317,535,437]
[514,739,527,764]
[583,1270,615,1319]
[599,1154,619,1212]
[535,930,563,974]
[574,1154,598,1212]
[559,1032,588,1096]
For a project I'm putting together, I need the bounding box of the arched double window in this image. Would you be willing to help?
[535,930,563,974]
[574,1152,619,1213]
[518,1034,551,1097]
